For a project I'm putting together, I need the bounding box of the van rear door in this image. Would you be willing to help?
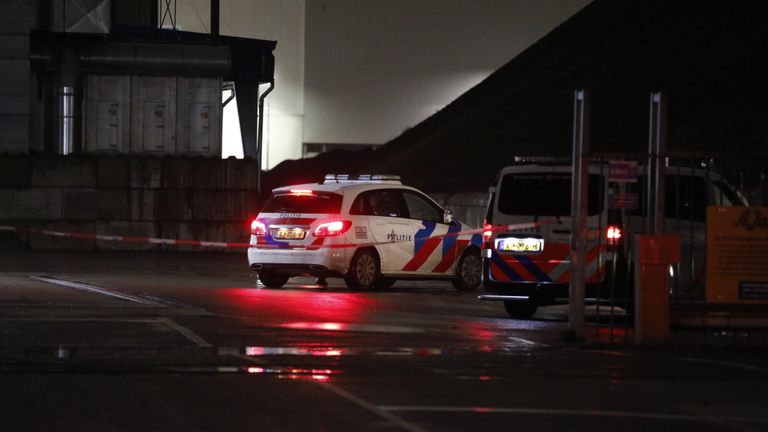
[487,166,608,285]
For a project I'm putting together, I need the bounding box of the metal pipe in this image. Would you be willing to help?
[58,85,75,155]
[32,40,231,77]
[256,80,275,194]
[58,46,80,155]
[211,0,220,38]
[222,82,235,107]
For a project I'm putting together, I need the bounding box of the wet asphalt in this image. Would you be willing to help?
[0,251,766,432]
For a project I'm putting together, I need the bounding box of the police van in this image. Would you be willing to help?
[248,174,483,291]
[481,160,747,318]
[481,163,624,318]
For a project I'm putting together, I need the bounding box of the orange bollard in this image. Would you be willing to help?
[634,234,680,344]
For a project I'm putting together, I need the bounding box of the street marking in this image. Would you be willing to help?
[30,275,164,306]
[377,406,768,424]
[0,316,212,348]
[315,382,429,432]
[505,336,544,347]
[157,317,212,347]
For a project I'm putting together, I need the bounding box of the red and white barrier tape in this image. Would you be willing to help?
[0,221,553,250]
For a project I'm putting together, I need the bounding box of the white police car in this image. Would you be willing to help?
[248,174,483,290]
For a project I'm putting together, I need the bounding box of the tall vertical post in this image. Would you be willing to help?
[256,81,275,195]
[570,89,591,338]
[647,92,667,234]
[210,0,220,38]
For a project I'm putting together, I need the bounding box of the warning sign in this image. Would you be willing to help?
[706,207,768,304]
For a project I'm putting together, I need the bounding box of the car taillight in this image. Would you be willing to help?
[607,225,622,243]
[251,219,267,236]
[313,220,352,237]
[482,223,493,242]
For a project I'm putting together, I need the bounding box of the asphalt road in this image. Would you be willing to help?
[1,251,767,432]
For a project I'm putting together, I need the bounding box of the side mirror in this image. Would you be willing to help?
[443,209,454,224]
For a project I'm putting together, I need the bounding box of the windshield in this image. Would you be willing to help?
[497,172,604,216]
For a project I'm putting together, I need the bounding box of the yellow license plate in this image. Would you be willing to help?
[274,229,306,240]
[496,237,544,253]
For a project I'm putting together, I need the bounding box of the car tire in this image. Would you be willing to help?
[376,277,396,290]
[345,249,380,291]
[258,271,289,288]
[503,300,538,319]
[452,248,482,291]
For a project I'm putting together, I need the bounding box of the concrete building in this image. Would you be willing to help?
[0,0,589,168]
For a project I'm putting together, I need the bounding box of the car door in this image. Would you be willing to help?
[401,190,457,275]
[353,189,415,273]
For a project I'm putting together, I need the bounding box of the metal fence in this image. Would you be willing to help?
[586,152,768,343]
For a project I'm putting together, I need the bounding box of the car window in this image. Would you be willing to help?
[351,189,409,218]
[403,191,444,223]
[261,191,343,213]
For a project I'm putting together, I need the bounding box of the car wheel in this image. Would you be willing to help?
[503,300,538,319]
[451,248,482,291]
[345,249,380,290]
[258,271,289,288]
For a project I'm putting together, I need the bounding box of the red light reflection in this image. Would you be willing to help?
[244,366,336,382]
[282,322,346,331]
[245,346,347,357]
[219,290,376,327]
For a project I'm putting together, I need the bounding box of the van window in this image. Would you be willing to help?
[666,175,707,222]
[629,175,709,222]
[497,173,604,217]
[261,191,343,214]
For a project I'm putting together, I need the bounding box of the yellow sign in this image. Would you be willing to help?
[706,206,768,304]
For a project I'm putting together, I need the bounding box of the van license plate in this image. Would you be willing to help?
[496,237,544,253]
[274,229,306,240]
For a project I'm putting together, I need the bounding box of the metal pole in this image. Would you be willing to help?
[256,81,275,195]
[647,92,667,234]
[210,0,220,38]
[569,89,591,338]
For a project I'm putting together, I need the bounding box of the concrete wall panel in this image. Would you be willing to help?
[96,157,129,188]
[130,189,155,221]
[0,189,62,220]
[0,116,30,154]
[0,156,31,186]
[63,188,97,220]
[193,158,226,190]
[157,190,193,221]
[129,157,162,189]
[31,156,96,187]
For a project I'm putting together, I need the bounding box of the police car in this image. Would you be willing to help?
[248,174,483,290]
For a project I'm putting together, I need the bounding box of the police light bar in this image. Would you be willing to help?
[323,174,401,184]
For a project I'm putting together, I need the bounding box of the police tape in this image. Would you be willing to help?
[0,221,552,250]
